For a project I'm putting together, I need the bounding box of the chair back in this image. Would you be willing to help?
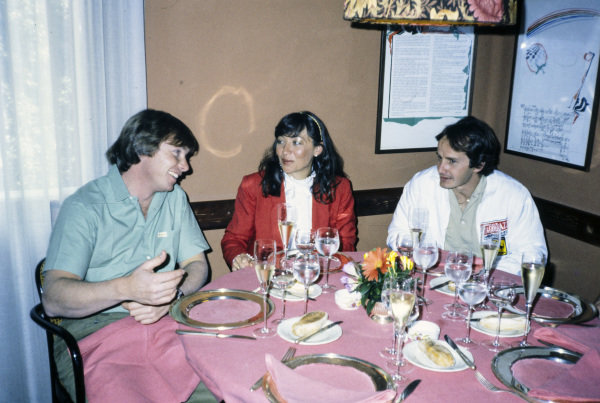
[31,259,85,403]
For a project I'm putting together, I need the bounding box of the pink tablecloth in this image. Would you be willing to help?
[179,252,549,403]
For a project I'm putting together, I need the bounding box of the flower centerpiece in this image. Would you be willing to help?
[341,247,414,316]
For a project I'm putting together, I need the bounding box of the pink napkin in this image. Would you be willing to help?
[512,326,600,402]
[79,316,200,403]
[265,354,396,403]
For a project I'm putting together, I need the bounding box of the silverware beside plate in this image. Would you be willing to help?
[175,329,256,340]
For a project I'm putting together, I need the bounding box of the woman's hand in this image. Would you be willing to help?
[231,253,253,271]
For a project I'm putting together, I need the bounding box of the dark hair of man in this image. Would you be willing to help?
[435,116,500,176]
[106,109,199,172]
[258,111,347,203]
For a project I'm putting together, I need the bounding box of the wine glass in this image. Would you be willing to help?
[484,280,517,352]
[315,227,339,293]
[520,250,546,347]
[412,238,439,306]
[408,207,428,247]
[292,251,321,314]
[480,229,501,283]
[271,257,295,325]
[395,233,413,256]
[388,282,417,387]
[252,239,277,338]
[456,277,488,347]
[295,228,315,256]
[277,203,297,260]
[442,251,473,320]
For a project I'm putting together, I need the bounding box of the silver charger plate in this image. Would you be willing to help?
[492,346,581,395]
[263,353,392,402]
[169,288,274,330]
[499,286,594,324]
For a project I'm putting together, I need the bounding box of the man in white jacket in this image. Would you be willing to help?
[387,116,547,275]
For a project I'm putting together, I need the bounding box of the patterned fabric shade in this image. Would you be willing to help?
[344,0,518,26]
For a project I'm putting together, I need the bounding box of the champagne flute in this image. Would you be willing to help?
[480,229,501,282]
[295,228,315,256]
[408,207,428,247]
[315,227,339,293]
[388,283,417,387]
[412,238,439,306]
[271,257,295,325]
[456,277,488,347]
[442,251,473,320]
[252,239,277,338]
[520,250,546,347]
[484,280,516,352]
[277,203,296,260]
[292,251,321,314]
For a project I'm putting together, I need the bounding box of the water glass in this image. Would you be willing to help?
[442,250,473,320]
[456,277,488,347]
[292,251,321,314]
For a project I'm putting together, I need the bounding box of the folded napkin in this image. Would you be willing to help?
[79,316,200,403]
[265,354,396,403]
[479,314,525,332]
[512,326,600,401]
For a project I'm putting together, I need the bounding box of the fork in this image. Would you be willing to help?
[474,369,538,402]
[249,347,296,391]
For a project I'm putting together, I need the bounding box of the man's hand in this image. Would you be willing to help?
[231,253,253,271]
[125,251,184,305]
[121,301,170,324]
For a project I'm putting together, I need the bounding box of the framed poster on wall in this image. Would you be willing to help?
[505,0,600,171]
[376,26,475,153]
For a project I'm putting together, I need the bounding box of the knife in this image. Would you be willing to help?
[395,379,421,402]
[295,320,343,344]
[430,279,452,290]
[444,335,475,370]
[176,329,256,340]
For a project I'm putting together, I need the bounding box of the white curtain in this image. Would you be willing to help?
[0,0,147,401]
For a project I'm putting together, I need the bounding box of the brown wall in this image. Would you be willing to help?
[145,1,599,302]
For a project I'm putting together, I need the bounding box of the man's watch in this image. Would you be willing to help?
[176,288,185,300]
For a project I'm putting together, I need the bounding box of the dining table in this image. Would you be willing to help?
[175,251,600,403]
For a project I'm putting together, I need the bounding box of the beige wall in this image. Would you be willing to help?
[145,1,599,301]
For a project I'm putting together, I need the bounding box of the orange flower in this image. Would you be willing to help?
[362,247,390,281]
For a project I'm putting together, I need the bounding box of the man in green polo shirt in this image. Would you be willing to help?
[42,109,217,402]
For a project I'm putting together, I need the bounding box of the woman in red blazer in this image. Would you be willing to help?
[221,111,357,270]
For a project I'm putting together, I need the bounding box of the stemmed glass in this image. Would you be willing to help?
[277,203,297,260]
[395,233,413,262]
[252,239,277,338]
[408,207,428,247]
[412,238,439,306]
[292,251,321,314]
[271,257,295,325]
[484,280,516,352]
[480,230,501,283]
[442,251,473,320]
[520,250,546,347]
[388,281,417,387]
[315,227,339,293]
[456,277,488,347]
[295,228,315,256]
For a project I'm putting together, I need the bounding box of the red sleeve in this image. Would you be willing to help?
[334,178,357,251]
[221,174,259,267]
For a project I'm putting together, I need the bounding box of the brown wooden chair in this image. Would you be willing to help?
[30,259,85,403]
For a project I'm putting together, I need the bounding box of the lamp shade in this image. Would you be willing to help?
[343,0,518,26]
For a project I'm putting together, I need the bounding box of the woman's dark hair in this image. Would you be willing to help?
[435,116,500,176]
[106,109,199,172]
[258,111,346,203]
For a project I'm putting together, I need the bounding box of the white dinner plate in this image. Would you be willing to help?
[429,276,455,297]
[470,311,526,338]
[277,317,342,345]
[403,340,473,372]
[271,284,322,301]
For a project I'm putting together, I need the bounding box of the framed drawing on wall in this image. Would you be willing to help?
[505,0,600,171]
[376,26,475,153]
